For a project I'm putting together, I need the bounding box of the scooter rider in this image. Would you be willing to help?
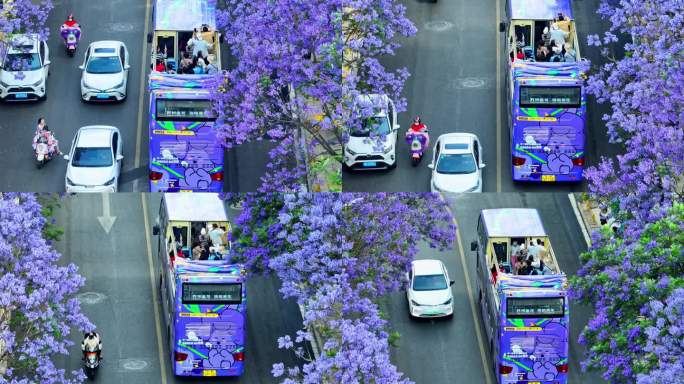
[33,123,63,156]
[407,116,430,148]
[81,331,102,361]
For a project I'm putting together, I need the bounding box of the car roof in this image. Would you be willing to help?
[76,126,117,148]
[412,259,445,276]
[7,34,39,53]
[89,41,122,56]
[439,133,476,154]
[355,94,389,117]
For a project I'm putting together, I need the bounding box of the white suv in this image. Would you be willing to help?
[0,34,50,101]
[406,259,454,319]
[343,94,399,171]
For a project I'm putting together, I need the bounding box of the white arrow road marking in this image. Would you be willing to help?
[97,193,117,234]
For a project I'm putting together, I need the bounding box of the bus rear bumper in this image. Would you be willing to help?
[512,169,583,183]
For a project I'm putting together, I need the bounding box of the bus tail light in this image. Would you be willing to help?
[149,171,164,181]
[499,364,513,374]
[210,172,223,182]
[232,352,244,361]
[557,363,569,373]
[512,156,526,166]
[572,157,585,167]
[175,351,188,362]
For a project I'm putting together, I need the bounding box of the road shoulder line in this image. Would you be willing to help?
[142,194,168,383]
[441,194,493,384]
[134,0,152,177]
[495,0,502,192]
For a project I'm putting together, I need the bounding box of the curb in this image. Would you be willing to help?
[567,193,598,248]
[298,303,322,360]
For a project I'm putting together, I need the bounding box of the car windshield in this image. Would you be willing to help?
[3,53,41,71]
[86,56,121,74]
[413,274,448,291]
[436,153,477,174]
[350,116,391,137]
[72,147,113,167]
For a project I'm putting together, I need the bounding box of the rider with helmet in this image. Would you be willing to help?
[63,14,79,28]
[81,331,102,361]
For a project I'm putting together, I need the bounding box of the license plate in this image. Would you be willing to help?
[15,93,28,99]
[541,175,556,182]
[362,162,377,167]
[202,370,216,376]
[96,93,109,99]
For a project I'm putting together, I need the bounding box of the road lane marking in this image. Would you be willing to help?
[142,194,168,384]
[568,193,592,247]
[441,194,493,384]
[135,0,152,176]
[97,193,117,234]
[496,0,502,192]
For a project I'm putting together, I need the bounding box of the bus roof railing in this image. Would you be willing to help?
[175,259,243,275]
[509,0,573,21]
[149,73,215,91]
[497,273,568,292]
[481,208,547,238]
[164,193,228,222]
[154,0,217,31]
[512,61,585,79]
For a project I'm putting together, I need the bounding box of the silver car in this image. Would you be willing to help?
[80,41,129,102]
[64,126,123,192]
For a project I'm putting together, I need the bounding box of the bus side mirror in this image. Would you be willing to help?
[152,224,159,236]
[471,241,478,251]
[499,22,507,33]
[147,33,152,44]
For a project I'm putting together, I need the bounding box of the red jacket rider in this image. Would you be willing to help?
[410,116,427,133]
[63,14,79,28]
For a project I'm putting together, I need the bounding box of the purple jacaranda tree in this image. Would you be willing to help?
[212,1,415,191]
[0,0,53,39]
[571,203,684,383]
[230,193,455,383]
[575,1,684,381]
[0,193,92,384]
[584,0,684,221]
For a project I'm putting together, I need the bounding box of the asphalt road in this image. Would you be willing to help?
[386,193,605,383]
[52,193,302,383]
[0,0,270,192]
[343,0,621,193]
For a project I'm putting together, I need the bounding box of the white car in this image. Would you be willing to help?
[64,126,123,192]
[80,41,129,102]
[343,94,399,170]
[406,259,454,319]
[429,133,485,193]
[0,34,50,101]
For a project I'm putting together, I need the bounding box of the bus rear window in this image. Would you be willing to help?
[156,99,216,121]
[182,283,242,304]
[506,297,564,318]
[520,86,581,108]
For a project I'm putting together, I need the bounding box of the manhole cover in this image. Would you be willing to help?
[76,292,106,305]
[449,77,490,89]
[105,23,136,33]
[120,359,149,371]
[424,20,454,32]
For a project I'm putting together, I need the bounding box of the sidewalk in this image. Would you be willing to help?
[568,193,601,248]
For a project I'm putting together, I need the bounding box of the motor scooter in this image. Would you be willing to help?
[83,346,101,380]
[60,25,81,57]
[405,130,429,166]
[35,142,54,169]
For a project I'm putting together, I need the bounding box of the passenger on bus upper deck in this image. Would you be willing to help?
[549,23,569,48]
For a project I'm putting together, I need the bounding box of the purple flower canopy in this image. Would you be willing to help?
[510,0,573,20]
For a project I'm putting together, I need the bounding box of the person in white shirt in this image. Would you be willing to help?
[527,240,541,268]
[209,224,225,248]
